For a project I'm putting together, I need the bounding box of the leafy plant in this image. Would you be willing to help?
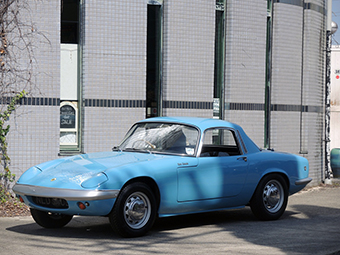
[0,183,12,204]
[0,0,42,204]
[0,90,26,191]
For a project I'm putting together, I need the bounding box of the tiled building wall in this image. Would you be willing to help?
[270,3,303,154]
[302,3,326,183]
[83,108,144,152]
[7,106,60,175]
[270,1,325,184]
[3,0,327,185]
[162,0,215,117]
[224,0,267,147]
[6,1,60,176]
[82,1,147,151]
[223,0,325,185]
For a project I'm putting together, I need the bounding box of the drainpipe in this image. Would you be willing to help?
[325,0,338,182]
[324,0,332,182]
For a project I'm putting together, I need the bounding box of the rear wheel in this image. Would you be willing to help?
[109,182,157,237]
[30,208,73,228]
[250,174,288,220]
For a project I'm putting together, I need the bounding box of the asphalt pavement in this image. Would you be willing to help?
[1,185,340,255]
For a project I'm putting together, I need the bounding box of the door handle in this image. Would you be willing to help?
[237,156,247,162]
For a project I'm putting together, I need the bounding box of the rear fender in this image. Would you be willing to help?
[257,169,290,192]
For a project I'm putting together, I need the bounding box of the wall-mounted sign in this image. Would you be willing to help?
[60,104,76,129]
[213,98,220,118]
[336,70,340,80]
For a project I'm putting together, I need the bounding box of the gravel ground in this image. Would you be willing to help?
[0,196,30,217]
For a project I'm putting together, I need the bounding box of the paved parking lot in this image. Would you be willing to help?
[1,185,340,255]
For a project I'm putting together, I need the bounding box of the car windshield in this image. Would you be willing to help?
[118,122,199,156]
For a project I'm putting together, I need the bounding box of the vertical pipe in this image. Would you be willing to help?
[324,0,333,181]
[299,0,306,154]
[265,0,273,149]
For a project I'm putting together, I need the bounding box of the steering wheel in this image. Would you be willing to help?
[133,139,156,149]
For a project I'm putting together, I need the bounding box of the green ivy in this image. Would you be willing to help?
[0,183,12,204]
[0,90,27,190]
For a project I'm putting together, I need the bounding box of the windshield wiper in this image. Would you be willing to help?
[123,148,152,154]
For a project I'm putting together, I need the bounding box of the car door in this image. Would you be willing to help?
[177,128,248,202]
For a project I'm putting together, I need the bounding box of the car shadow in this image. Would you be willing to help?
[5,209,255,239]
[152,207,257,232]
[6,216,117,239]
[5,205,340,254]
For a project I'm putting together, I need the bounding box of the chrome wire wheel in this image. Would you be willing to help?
[124,191,151,229]
[109,182,157,237]
[262,180,284,213]
[250,174,288,221]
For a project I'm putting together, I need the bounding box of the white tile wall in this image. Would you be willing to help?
[3,0,326,186]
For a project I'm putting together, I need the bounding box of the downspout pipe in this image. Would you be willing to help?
[324,0,333,181]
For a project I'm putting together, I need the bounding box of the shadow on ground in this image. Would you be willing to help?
[5,204,340,254]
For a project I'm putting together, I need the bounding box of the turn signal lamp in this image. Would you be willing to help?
[77,202,86,210]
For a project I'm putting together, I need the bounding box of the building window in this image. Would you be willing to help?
[146,0,163,118]
[61,0,79,44]
[213,0,226,119]
[60,0,81,153]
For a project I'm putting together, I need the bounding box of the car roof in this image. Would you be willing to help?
[138,117,260,153]
[138,116,241,131]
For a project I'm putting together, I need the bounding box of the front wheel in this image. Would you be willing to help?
[250,174,288,221]
[109,182,157,237]
[30,208,73,228]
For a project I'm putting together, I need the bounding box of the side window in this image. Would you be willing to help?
[201,128,242,157]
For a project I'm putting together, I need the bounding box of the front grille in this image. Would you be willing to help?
[32,196,69,209]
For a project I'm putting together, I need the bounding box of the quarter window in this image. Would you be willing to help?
[201,128,242,157]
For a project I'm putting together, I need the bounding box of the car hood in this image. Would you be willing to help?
[17,151,166,189]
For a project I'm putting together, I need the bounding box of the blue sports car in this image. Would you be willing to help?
[13,117,312,237]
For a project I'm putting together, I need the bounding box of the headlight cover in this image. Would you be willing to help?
[81,172,108,189]
[17,166,42,183]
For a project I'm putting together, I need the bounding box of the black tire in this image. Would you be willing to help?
[30,208,73,228]
[109,182,157,238]
[250,174,288,221]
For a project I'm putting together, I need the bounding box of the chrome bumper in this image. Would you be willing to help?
[295,177,313,186]
[13,183,120,201]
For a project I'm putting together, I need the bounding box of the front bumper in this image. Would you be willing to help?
[13,183,120,201]
[13,183,120,216]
